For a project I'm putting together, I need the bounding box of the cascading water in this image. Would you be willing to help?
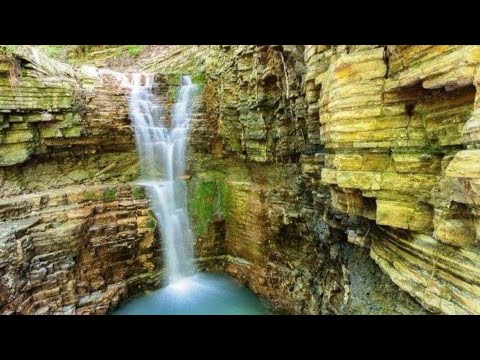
[129,74,197,284]
[111,71,270,314]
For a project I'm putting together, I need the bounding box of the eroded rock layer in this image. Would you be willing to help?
[177,45,426,314]
[310,45,480,314]
[183,45,480,314]
[0,46,160,314]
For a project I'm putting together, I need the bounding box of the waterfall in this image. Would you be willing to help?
[128,73,197,284]
[107,71,270,315]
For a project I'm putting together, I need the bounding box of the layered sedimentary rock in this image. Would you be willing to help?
[3,44,480,315]
[0,46,160,314]
[178,45,426,314]
[0,46,134,168]
[0,184,159,314]
[180,45,480,314]
[308,45,480,314]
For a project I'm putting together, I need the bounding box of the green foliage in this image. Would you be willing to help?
[167,86,180,101]
[37,45,95,62]
[189,179,230,237]
[70,45,90,57]
[191,72,206,86]
[42,46,63,58]
[1,45,18,55]
[126,45,145,57]
[102,188,117,201]
[146,212,157,230]
[84,191,99,201]
[190,72,205,93]
[218,181,230,216]
[132,186,146,199]
[190,181,217,236]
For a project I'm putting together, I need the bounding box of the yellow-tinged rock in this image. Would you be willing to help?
[328,152,391,172]
[339,47,384,64]
[465,45,480,64]
[306,90,318,103]
[474,216,480,243]
[434,218,476,247]
[305,46,317,62]
[320,168,337,184]
[381,104,408,116]
[376,200,433,232]
[328,93,383,110]
[323,115,409,133]
[392,153,442,174]
[400,45,437,64]
[396,69,424,88]
[423,66,475,90]
[0,143,32,166]
[384,79,402,92]
[330,107,382,122]
[337,170,381,191]
[420,48,469,77]
[317,45,329,53]
[67,206,94,220]
[330,153,363,171]
[330,81,384,100]
[324,128,409,145]
[446,150,480,178]
[463,111,480,143]
[314,72,326,86]
[333,60,387,82]
[371,228,480,314]
[4,130,34,144]
[380,173,439,195]
[301,162,319,175]
[331,188,376,220]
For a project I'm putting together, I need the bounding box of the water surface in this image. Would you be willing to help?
[112,273,271,315]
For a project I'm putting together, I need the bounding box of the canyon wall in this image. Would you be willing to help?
[182,45,426,314]
[2,45,480,315]
[311,45,480,314]
[184,45,480,314]
[0,46,160,314]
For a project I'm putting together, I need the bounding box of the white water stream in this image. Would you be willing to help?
[103,70,269,314]
[129,74,197,284]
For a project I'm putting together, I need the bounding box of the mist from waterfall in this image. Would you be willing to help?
[129,74,197,284]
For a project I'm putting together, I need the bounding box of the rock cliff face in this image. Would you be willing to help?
[310,45,480,314]
[0,46,160,314]
[1,45,480,315]
[182,45,480,314]
[182,45,426,314]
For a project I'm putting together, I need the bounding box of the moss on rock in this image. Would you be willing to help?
[132,186,146,199]
[102,188,117,201]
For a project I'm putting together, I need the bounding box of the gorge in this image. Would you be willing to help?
[1,45,480,315]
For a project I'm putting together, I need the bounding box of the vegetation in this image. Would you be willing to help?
[126,45,145,57]
[41,45,63,58]
[191,72,206,92]
[0,46,21,87]
[190,181,217,236]
[146,211,157,230]
[189,178,230,236]
[102,188,117,201]
[132,186,146,199]
[84,191,99,201]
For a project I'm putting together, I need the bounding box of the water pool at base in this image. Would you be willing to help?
[112,273,271,315]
